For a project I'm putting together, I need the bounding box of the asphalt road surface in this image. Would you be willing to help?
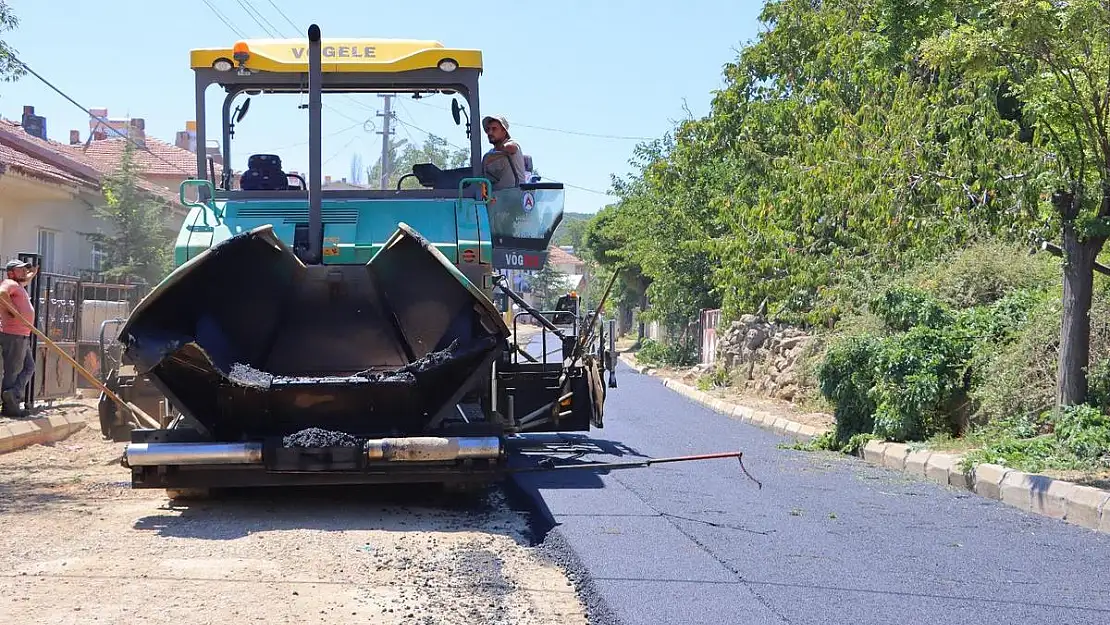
[510,333,1110,625]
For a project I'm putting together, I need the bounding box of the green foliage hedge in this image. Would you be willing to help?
[816,256,1055,444]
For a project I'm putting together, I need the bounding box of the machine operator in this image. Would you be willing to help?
[481,115,529,190]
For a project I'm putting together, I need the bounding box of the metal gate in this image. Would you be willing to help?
[16,257,141,409]
[700,309,721,365]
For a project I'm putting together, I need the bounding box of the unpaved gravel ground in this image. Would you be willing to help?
[0,403,586,625]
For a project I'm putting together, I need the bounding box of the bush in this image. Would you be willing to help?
[636,337,698,367]
[960,404,1110,473]
[911,240,1059,308]
[1053,405,1110,466]
[817,334,880,444]
[1086,358,1110,415]
[973,294,1110,424]
[868,285,953,332]
[868,326,971,441]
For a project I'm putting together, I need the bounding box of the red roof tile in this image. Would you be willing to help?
[548,245,584,267]
[64,136,220,179]
[0,119,182,207]
[0,142,95,188]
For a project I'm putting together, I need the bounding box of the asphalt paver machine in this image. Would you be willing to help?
[104,25,618,493]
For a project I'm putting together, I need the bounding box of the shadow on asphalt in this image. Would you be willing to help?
[500,432,653,541]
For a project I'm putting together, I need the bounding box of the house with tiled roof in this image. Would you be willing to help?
[545,245,586,292]
[0,106,185,277]
[62,110,229,196]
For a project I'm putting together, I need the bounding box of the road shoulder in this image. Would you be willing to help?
[0,401,89,455]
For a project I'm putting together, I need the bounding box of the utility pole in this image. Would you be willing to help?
[376,94,394,189]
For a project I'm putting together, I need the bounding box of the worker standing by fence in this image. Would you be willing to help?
[0,259,38,417]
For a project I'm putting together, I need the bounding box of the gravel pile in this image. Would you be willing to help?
[282,427,365,448]
[228,362,273,388]
[402,339,460,373]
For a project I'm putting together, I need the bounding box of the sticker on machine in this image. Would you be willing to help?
[521,191,535,213]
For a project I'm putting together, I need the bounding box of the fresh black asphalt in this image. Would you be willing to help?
[508,334,1110,625]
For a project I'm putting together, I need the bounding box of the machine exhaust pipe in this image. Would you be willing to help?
[306,23,323,264]
[123,437,501,467]
[124,442,264,467]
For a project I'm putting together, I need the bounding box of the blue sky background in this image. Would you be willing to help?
[0,0,765,213]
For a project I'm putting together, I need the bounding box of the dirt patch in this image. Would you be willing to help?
[0,396,99,428]
[0,411,586,625]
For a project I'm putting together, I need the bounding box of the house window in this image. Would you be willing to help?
[37,229,56,273]
[91,243,105,272]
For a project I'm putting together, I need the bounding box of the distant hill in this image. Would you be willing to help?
[552,212,594,251]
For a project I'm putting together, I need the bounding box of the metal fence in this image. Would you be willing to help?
[19,264,143,408]
[637,308,723,366]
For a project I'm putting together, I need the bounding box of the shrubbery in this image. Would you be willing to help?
[811,241,1110,476]
[816,245,1063,445]
[635,337,699,368]
[960,405,1110,473]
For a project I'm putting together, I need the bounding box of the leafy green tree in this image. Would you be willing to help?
[585,0,1044,344]
[0,1,25,85]
[582,203,651,338]
[367,135,468,190]
[553,213,592,250]
[89,141,174,286]
[919,0,1110,408]
[528,263,569,311]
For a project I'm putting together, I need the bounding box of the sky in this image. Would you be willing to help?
[0,0,766,214]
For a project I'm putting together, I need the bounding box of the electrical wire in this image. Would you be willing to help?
[265,120,369,151]
[11,55,196,177]
[263,0,302,34]
[391,114,614,196]
[323,135,361,166]
[235,0,283,38]
[406,97,654,141]
[200,0,246,38]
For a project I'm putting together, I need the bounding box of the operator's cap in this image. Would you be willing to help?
[482,115,510,132]
[4,259,29,271]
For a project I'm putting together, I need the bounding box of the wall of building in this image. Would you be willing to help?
[0,174,109,275]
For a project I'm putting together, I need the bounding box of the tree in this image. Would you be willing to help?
[0,1,26,85]
[582,203,652,339]
[528,263,570,311]
[89,141,174,286]
[552,213,592,250]
[920,0,1110,408]
[368,135,468,190]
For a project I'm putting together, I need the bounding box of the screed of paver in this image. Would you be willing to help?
[0,413,585,625]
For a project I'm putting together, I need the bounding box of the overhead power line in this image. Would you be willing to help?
[201,2,620,199]
[200,0,246,38]
[235,0,283,38]
[390,113,614,196]
[406,97,654,141]
[263,0,301,33]
[11,55,196,178]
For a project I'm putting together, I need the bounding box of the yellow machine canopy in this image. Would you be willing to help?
[190,38,483,74]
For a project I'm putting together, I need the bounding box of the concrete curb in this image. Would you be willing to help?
[618,352,1110,534]
[0,413,87,455]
